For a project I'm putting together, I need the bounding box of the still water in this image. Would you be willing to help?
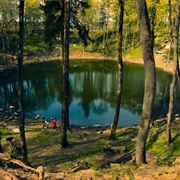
[0,60,172,127]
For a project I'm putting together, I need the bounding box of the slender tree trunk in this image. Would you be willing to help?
[105,23,109,53]
[123,28,128,49]
[167,0,180,146]
[167,0,173,62]
[132,31,135,49]
[109,0,124,140]
[102,23,107,55]
[0,143,3,153]
[60,0,70,148]
[149,1,158,47]
[0,132,3,153]
[167,82,175,145]
[1,36,6,64]
[17,0,28,164]
[135,0,156,165]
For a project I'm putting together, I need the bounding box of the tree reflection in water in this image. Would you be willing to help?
[0,60,172,127]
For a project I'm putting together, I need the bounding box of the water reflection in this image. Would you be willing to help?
[0,60,172,127]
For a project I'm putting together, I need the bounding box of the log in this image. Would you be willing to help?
[103,145,127,154]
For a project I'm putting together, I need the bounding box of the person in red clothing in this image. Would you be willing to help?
[51,118,58,132]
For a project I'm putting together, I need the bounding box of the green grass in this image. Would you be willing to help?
[21,126,138,171]
[0,121,179,178]
[147,126,180,165]
[0,127,17,141]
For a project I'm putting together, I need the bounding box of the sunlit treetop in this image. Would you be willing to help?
[25,0,39,7]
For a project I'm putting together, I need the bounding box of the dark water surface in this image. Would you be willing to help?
[0,60,172,127]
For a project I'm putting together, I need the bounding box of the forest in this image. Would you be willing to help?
[0,0,180,179]
[0,0,179,59]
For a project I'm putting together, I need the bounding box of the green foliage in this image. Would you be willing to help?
[0,0,177,59]
[40,0,92,50]
[0,0,176,61]
[92,30,118,56]
[0,0,18,54]
[123,46,142,59]
[25,0,43,37]
[69,30,81,44]
[40,1,63,50]
[24,35,48,56]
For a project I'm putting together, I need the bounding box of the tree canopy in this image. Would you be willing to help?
[40,0,92,49]
[0,0,178,56]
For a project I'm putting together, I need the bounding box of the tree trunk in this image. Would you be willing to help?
[132,30,135,49]
[167,0,180,146]
[135,0,156,165]
[123,28,128,50]
[149,1,158,47]
[0,144,3,153]
[0,132,3,153]
[102,23,107,55]
[1,36,7,64]
[17,0,28,164]
[59,0,70,148]
[167,0,173,62]
[109,0,124,140]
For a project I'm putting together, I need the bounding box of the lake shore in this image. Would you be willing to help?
[0,50,177,125]
[65,51,173,73]
[0,51,174,74]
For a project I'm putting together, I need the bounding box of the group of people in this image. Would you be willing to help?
[40,117,58,132]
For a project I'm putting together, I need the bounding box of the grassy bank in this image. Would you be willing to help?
[0,117,179,179]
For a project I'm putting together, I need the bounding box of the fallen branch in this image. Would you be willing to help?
[0,153,44,180]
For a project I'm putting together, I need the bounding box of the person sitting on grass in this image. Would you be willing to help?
[41,117,49,129]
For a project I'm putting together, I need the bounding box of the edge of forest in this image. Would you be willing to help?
[0,50,174,74]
